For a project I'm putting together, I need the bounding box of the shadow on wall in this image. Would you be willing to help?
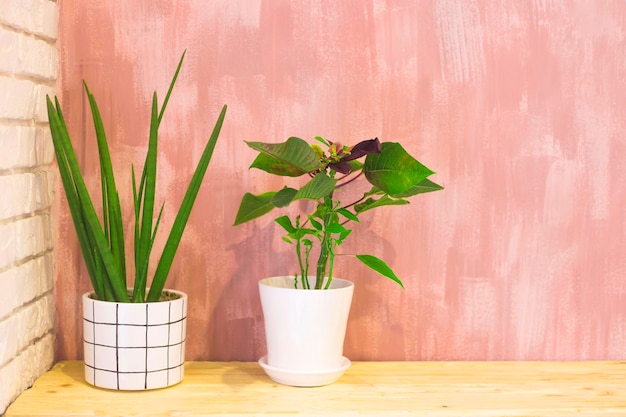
[206,221,291,361]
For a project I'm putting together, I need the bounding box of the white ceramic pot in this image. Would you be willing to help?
[82,290,187,390]
[258,276,354,386]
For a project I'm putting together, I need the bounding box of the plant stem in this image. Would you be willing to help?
[336,170,363,189]
[341,194,367,210]
[295,237,309,289]
[315,201,333,289]
[324,241,335,289]
[315,229,329,289]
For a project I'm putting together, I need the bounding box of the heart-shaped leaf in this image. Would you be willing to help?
[250,153,308,177]
[391,178,444,198]
[364,142,434,195]
[233,192,276,225]
[272,187,298,207]
[293,173,336,201]
[247,137,323,174]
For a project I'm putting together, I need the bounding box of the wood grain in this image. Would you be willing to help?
[6,361,626,416]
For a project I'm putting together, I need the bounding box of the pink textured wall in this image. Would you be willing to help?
[54,0,626,361]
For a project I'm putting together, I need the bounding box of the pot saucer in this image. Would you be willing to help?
[258,356,351,387]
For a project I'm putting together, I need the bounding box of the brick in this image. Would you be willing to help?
[34,84,55,123]
[0,126,54,169]
[0,172,52,220]
[36,128,55,165]
[0,27,58,80]
[0,126,32,168]
[0,253,53,320]
[0,0,58,411]
[0,77,35,120]
[0,77,54,122]
[0,332,54,414]
[0,293,54,367]
[0,0,59,40]
[0,215,52,270]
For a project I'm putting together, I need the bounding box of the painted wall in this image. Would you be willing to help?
[54,0,626,361]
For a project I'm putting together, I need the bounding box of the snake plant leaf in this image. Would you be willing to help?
[47,97,103,298]
[83,83,127,291]
[292,173,336,201]
[158,49,186,124]
[246,137,323,174]
[364,142,435,196]
[46,97,129,302]
[354,195,409,213]
[250,153,308,177]
[234,191,277,226]
[272,187,298,207]
[147,104,227,302]
[133,93,160,302]
[136,52,188,302]
[355,254,404,288]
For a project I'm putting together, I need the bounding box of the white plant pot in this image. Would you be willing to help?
[258,276,354,386]
[82,290,187,390]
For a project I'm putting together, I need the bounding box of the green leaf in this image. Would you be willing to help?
[309,217,323,231]
[275,215,296,233]
[355,254,404,288]
[246,137,323,173]
[250,153,307,177]
[337,208,359,223]
[314,136,329,146]
[326,223,348,234]
[147,104,227,302]
[47,96,129,302]
[347,160,363,172]
[293,173,336,201]
[158,49,186,124]
[134,93,160,302]
[364,142,435,195]
[47,97,102,298]
[339,228,352,241]
[391,178,444,198]
[83,83,127,292]
[354,195,409,213]
[272,187,297,207]
[364,186,385,197]
[234,192,277,226]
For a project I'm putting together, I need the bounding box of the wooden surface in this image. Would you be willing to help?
[6,361,626,416]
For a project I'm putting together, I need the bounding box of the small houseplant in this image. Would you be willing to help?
[235,136,442,386]
[47,51,227,390]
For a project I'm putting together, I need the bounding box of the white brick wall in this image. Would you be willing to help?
[0,0,58,414]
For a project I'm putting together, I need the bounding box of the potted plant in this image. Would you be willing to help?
[234,136,442,386]
[46,51,227,390]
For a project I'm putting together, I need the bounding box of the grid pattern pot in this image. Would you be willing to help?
[82,290,187,390]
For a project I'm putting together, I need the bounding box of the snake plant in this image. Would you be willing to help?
[47,51,227,302]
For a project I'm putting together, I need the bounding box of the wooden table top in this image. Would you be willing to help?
[6,360,626,416]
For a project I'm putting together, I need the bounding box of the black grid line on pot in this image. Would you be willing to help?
[82,297,187,390]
